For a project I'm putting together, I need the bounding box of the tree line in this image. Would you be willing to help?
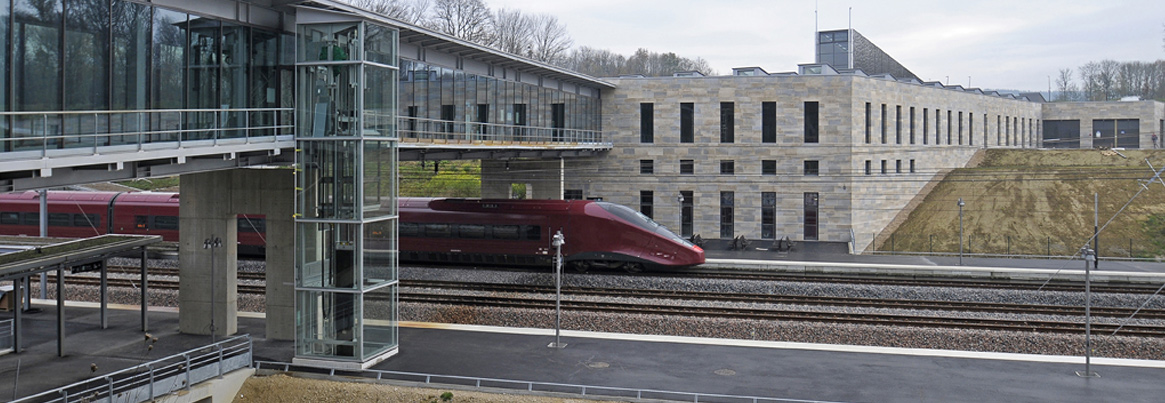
[344,0,714,77]
[1055,60,1165,102]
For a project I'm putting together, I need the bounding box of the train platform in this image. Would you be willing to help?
[3,301,1165,402]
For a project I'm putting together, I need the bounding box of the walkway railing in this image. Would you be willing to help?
[394,115,605,144]
[0,108,294,160]
[12,335,253,403]
[254,361,840,403]
[0,319,12,353]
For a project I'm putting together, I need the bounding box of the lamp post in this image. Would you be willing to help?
[957,198,965,265]
[203,236,222,343]
[548,231,566,349]
[1076,247,1099,378]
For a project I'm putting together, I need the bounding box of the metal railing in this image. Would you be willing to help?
[395,115,605,144]
[0,319,12,353]
[254,361,845,403]
[0,108,294,160]
[13,335,253,403]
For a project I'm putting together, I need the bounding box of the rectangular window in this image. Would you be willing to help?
[681,190,694,236]
[880,160,887,174]
[881,103,887,144]
[865,160,872,175]
[909,159,916,173]
[73,213,99,227]
[720,191,734,239]
[968,112,974,145]
[640,103,654,143]
[720,160,735,175]
[761,192,777,240]
[762,102,777,143]
[947,110,953,145]
[762,160,777,175]
[895,160,902,174]
[923,107,929,145]
[476,104,489,136]
[153,216,179,231]
[0,212,18,225]
[895,105,902,144]
[803,192,819,241]
[865,102,872,144]
[804,101,819,143]
[909,107,916,145]
[720,102,735,143]
[958,111,964,145]
[564,189,584,200]
[640,159,654,175]
[440,104,456,133]
[640,191,654,219]
[680,159,694,175]
[48,213,70,227]
[997,115,1002,145]
[935,109,942,145]
[804,160,819,176]
[680,102,694,143]
[1006,116,1010,145]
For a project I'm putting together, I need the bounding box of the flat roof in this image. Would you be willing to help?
[0,235,161,281]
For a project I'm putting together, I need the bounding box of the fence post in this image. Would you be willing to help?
[1129,238,1133,258]
[1047,237,1051,257]
[107,376,114,401]
[929,234,934,253]
[185,353,192,390]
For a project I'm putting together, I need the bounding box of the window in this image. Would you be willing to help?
[880,160,887,174]
[680,102,694,143]
[640,191,654,219]
[640,159,654,175]
[804,192,819,240]
[153,216,179,231]
[865,160,872,175]
[762,102,777,143]
[968,112,974,145]
[565,189,584,200]
[720,191,734,239]
[680,190,693,236]
[720,160,735,175]
[720,102,734,143]
[895,160,902,174]
[958,111,964,145]
[895,105,902,144]
[0,212,18,225]
[997,115,1002,145]
[804,160,819,176]
[865,102,872,144]
[910,159,916,173]
[440,104,455,133]
[73,213,99,227]
[947,110,953,145]
[762,192,777,240]
[762,160,777,175]
[881,103,887,144]
[458,224,486,239]
[640,103,654,143]
[909,107,916,145]
[680,159,694,175]
[804,101,819,143]
[923,108,929,145]
[48,213,70,227]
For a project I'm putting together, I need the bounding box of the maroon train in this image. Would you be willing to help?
[0,191,705,271]
[396,198,704,272]
[0,191,267,255]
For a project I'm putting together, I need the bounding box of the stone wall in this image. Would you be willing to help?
[1041,101,1165,148]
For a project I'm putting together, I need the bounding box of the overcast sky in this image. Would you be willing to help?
[485,0,1165,93]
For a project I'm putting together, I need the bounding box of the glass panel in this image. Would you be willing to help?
[363,23,396,65]
[220,23,247,138]
[298,22,359,63]
[363,218,396,289]
[65,0,109,111]
[363,65,396,137]
[113,0,150,111]
[0,1,8,115]
[14,0,62,112]
[187,17,219,140]
[152,8,186,110]
[362,140,397,218]
[298,63,359,137]
[250,28,280,136]
[363,286,398,360]
[297,140,359,220]
[296,222,359,289]
[296,289,360,360]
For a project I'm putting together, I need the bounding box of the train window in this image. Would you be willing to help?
[1,212,19,225]
[458,224,485,239]
[423,223,450,238]
[524,225,541,241]
[48,213,71,227]
[492,225,520,240]
[153,216,179,230]
[238,217,266,233]
[73,214,99,227]
[135,215,149,229]
[399,222,419,237]
[20,212,39,226]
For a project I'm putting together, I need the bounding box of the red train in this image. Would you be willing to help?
[395,198,705,272]
[0,191,267,255]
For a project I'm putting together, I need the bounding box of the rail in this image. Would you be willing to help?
[0,319,12,353]
[0,108,294,160]
[395,115,605,144]
[11,334,252,403]
[254,361,843,403]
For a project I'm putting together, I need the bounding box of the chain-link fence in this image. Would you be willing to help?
[871,233,1159,260]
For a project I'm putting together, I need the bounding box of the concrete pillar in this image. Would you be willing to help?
[179,168,294,340]
[480,159,565,199]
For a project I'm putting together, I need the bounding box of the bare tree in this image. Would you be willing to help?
[429,0,493,44]
[527,13,573,63]
[1055,68,1077,101]
[344,0,430,24]
[490,8,530,55]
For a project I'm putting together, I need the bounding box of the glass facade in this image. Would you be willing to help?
[816,31,850,69]
[295,18,399,365]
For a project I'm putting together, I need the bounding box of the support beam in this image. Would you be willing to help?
[56,268,64,357]
[141,247,148,332]
[13,277,21,353]
[100,263,107,329]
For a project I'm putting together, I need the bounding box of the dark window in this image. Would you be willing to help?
[424,223,451,238]
[0,212,18,225]
[804,101,819,143]
[405,106,418,136]
[640,191,654,219]
[865,160,872,175]
[73,213,99,227]
[458,224,486,239]
[762,102,777,143]
[895,105,902,144]
[640,103,654,143]
[564,189,584,200]
[880,160,887,174]
[720,191,734,239]
[909,107,916,145]
[48,213,70,227]
[153,216,178,230]
[513,103,527,140]
[923,108,929,145]
[1042,120,1080,148]
[910,159,916,173]
[968,112,973,145]
[804,160,819,176]
[238,217,266,233]
[947,110,953,145]
[895,160,902,174]
[935,109,942,145]
[440,104,455,133]
[399,222,419,237]
[804,192,819,241]
[997,115,1002,145]
[720,160,735,175]
[762,192,777,240]
[492,225,520,240]
[680,190,694,236]
[20,212,39,226]
[762,160,777,175]
[958,111,964,145]
[524,225,541,240]
[551,103,565,141]
[720,102,734,143]
[476,104,489,135]
[864,102,872,144]
[640,159,654,175]
[880,104,887,144]
[680,159,694,175]
[680,102,694,143]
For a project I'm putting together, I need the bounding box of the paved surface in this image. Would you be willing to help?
[3,302,1165,403]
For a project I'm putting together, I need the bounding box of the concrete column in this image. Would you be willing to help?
[230,169,295,341]
[481,159,565,199]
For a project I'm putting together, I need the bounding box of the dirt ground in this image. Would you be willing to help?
[887,149,1165,257]
[234,373,626,403]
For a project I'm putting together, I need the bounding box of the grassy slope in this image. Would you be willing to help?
[887,149,1165,258]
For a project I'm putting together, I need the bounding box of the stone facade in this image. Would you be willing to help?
[1041,101,1165,149]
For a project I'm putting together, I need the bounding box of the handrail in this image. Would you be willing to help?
[254,360,847,403]
[12,334,253,403]
[394,115,606,145]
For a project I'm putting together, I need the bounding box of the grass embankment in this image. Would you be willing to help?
[886,149,1165,258]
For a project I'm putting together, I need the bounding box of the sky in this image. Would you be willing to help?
[484,0,1165,93]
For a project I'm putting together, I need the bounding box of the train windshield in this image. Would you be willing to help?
[596,202,696,248]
